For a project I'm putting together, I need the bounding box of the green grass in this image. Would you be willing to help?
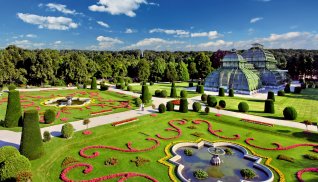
[0,89,137,131]
[130,82,199,98]
[206,88,318,123]
[30,111,318,182]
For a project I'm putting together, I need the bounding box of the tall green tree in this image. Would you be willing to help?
[150,57,166,82]
[61,53,88,84]
[188,62,198,81]
[195,52,212,79]
[165,62,178,82]
[137,59,150,81]
[177,61,190,81]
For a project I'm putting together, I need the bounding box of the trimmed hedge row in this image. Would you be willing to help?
[267,91,275,101]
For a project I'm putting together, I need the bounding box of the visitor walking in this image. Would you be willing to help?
[141,103,144,111]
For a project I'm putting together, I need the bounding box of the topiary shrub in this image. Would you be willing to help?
[4,90,22,127]
[158,104,166,113]
[166,101,174,111]
[277,154,294,163]
[184,149,193,156]
[100,84,109,91]
[205,107,210,114]
[140,85,152,103]
[267,91,275,101]
[149,81,154,86]
[304,154,318,160]
[170,86,177,98]
[193,169,208,180]
[207,95,217,107]
[240,168,257,180]
[0,146,20,163]
[228,88,234,97]
[219,100,226,108]
[284,84,291,93]
[180,90,187,98]
[44,109,56,124]
[171,82,175,87]
[19,110,44,160]
[238,102,249,112]
[160,90,168,98]
[61,123,74,139]
[8,84,16,90]
[155,90,161,97]
[277,90,285,96]
[201,93,207,102]
[189,82,194,87]
[218,88,225,96]
[91,77,97,90]
[264,99,275,113]
[43,131,51,142]
[192,102,201,112]
[283,106,297,120]
[294,86,302,94]
[115,83,122,89]
[198,85,204,94]
[134,98,142,107]
[179,98,188,113]
[0,155,31,182]
[127,85,132,91]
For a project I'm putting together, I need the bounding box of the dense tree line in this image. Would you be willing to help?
[0,45,317,86]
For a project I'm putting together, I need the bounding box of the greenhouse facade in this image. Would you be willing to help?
[204,44,286,94]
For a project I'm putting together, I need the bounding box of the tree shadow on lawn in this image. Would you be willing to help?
[51,131,62,137]
[292,131,318,142]
[247,99,265,103]
[284,93,318,101]
[276,129,291,133]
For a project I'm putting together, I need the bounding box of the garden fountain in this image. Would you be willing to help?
[207,145,225,166]
[43,96,91,107]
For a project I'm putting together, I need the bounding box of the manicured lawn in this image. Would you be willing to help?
[30,111,318,182]
[0,89,137,131]
[130,82,199,98]
[205,88,318,123]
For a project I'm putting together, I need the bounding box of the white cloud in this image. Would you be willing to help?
[124,38,184,50]
[54,40,62,44]
[17,13,78,30]
[9,40,45,49]
[26,34,37,38]
[88,0,147,17]
[125,28,137,33]
[45,3,77,15]
[97,21,110,28]
[91,36,123,49]
[250,17,263,23]
[149,28,190,37]
[191,31,221,39]
[257,0,271,2]
[147,2,159,6]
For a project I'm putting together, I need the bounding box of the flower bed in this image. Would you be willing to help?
[90,109,112,116]
[192,119,240,140]
[156,120,186,140]
[61,118,69,122]
[82,130,92,135]
[171,100,180,105]
[241,118,274,127]
[112,118,138,126]
[150,114,157,117]
[296,168,318,182]
[245,138,318,151]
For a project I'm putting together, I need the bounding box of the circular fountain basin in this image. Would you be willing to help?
[43,97,91,107]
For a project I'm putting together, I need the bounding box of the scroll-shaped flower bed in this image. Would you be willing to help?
[156,120,186,140]
[192,119,240,140]
[296,168,318,182]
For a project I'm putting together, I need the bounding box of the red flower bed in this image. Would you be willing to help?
[56,111,61,119]
[171,100,180,105]
[112,118,138,126]
[241,118,274,127]
[215,114,222,117]
[314,147,318,153]
[90,109,112,116]
[61,118,69,122]
[245,138,318,151]
[156,120,186,140]
[82,130,92,135]
[79,138,160,158]
[296,168,318,182]
[150,114,157,117]
[192,119,240,140]
[60,163,158,182]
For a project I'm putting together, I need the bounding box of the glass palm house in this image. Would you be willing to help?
[204,43,286,94]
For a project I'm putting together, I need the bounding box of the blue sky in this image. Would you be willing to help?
[1,0,318,51]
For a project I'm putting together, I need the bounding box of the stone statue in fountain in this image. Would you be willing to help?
[66,96,72,106]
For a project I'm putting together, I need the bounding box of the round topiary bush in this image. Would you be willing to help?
[134,98,142,107]
[179,98,188,113]
[0,146,20,163]
[267,91,275,101]
[294,87,302,94]
[155,90,161,97]
[91,77,97,90]
[180,90,187,98]
[228,88,234,97]
[207,95,217,107]
[193,169,208,180]
[0,155,31,182]
[201,93,207,102]
[284,84,291,93]
[198,85,204,94]
[277,90,285,96]
[238,102,249,112]
[160,90,168,98]
[205,107,210,114]
[158,104,166,113]
[44,109,56,124]
[264,99,275,113]
[240,168,257,180]
[43,131,51,142]
[4,90,22,128]
[100,84,109,91]
[219,88,225,96]
[8,84,16,91]
[189,82,194,87]
[166,101,174,111]
[283,107,297,120]
[192,102,201,112]
[219,100,226,108]
[170,87,177,98]
[61,123,74,139]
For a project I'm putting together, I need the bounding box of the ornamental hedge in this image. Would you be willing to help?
[134,98,142,107]
[160,90,168,98]
[140,85,152,103]
[219,87,225,96]
[197,85,204,94]
[170,86,177,98]
[155,90,161,97]
[91,77,97,90]
[207,95,217,107]
[20,110,44,160]
[284,83,291,93]
[219,100,226,108]
[4,90,22,128]
[277,90,285,96]
[100,84,109,91]
[180,90,187,98]
[61,123,74,139]
[189,82,194,87]
[0,155,31,181]
[283,107,297,120]
[238,102,249,112]
[201,93,207,102]
[205,107,210,114]
[166,101,174,111]
[267,91,275,101]
[158,104,166,113]
[179,98,188,113]
[294,87,302,94]
[192,102,201,112]
[228,88,234,97]
[44,109,56,124]
[264,99,275,113]
[0,146,20,163]
[43,131,51,142]
[240,168,256,180]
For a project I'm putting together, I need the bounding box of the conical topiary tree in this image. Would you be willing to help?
[4,90,22,127]
[140,85,152,103]
[267,91,275,102]
[170,86,177,98]
[19,110,44,160]
[264,99,275,113]
[179,98,188,113]
[91,77,97,90]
